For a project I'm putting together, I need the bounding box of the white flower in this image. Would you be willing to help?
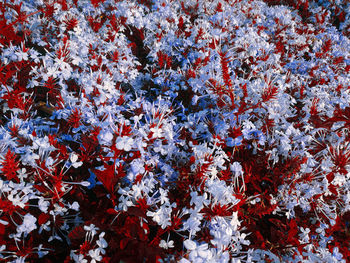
[153,140,167,155]
[60,65,72,80]
[158,188,169,205]
[89,249,102,263]
[32,136,55,156]
[146,205,172,229]
[230,162,243,176]
[46,157,55,168]
[14,257,26,263]
[38,198,50,213]
[72,55,83,66]
[97,232,108,254]
[230,212,241,231]
[42,66,58,81]
[84,224,99,237]
[70,201,80,211]
[118,195,133,211]
[99,131,114,146]
[22,151,40,166]
[190,191,209,209]
[17,214,37,235]
[17,168,28,181]
[184,239,197,250]
[299,227,310,243]
[230,162,245,191]
[332,247,344,261]
[182,210,202,235]
[190,243,212,261]
[159,239,174,249]
[71,252,88,263]
[30,49,40,63]
[15,50,28,61]
[116,136,134,151]
[150,126,163,138]
[70,153,83,168]
[147,209,163,226]
[130,159,145,176]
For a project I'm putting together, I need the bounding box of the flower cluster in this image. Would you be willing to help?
[0,0,350,262]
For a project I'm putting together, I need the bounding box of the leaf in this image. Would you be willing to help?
[120,238,130,250]
[288,219,298,237]
[0,149,19,182]
[219,51,232,90]
[107,208,118,215]
[38,213,50,225]
[68,225,85,243]
[93,163,117,195]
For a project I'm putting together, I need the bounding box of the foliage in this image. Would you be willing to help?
[0,0,350,262]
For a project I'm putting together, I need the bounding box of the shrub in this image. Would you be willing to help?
[0,0,349,262]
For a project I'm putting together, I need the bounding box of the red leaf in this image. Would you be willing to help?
[1,149,19,182]
[219,51,232,90]
[68,225,85,241]
[178,16,184,31]
[120,238,130,250]
[326,172,335,183]
[67,108,82,128]
[93,163,118,195]
[255,231,265,248]
[322,39,332,54]
[107,208,118,215]
[90,0,106,8]
[288,219,298,237]
[38,213,50,225]
[328,184,338,196]
[0,222,5,235]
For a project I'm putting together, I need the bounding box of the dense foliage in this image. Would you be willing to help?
[0,0,350,262]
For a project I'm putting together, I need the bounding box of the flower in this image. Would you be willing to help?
[226,136,242,147]
[230,162,245,191]
[70,201,80,211]
[99,131,114,146]
[150,126,163,138]
[96,232,108,254]
[17,214,37,236]
[159,239,174,249]
[146,204,172,229]
[71,253,88,263]
[184,239,197,251]
[89,249,102,263]
[230,162,243,176]
[118,195,133,211]
[70,153,83,168]
[115,136,134,151]
[38,198,50,213]
[84,224,99,237]
[0,0,350,261]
